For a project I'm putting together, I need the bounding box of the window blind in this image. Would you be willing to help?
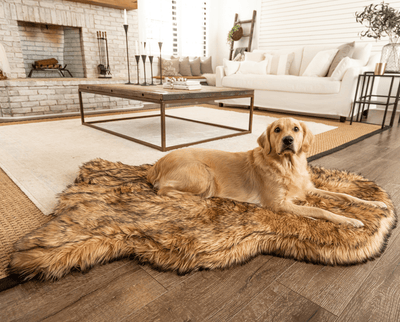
[141,0,207,57]
[259,0,400,54]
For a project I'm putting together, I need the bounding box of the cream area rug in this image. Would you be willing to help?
[0,106,336,215]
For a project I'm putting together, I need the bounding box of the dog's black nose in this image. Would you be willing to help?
[283,136,294,146]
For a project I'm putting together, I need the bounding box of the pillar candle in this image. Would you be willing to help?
[135,41,139,55]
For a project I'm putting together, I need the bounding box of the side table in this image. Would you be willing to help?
[350,71,400,129]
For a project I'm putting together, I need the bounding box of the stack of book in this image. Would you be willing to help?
[163,80,202,90]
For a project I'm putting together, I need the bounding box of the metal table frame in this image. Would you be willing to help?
[78,85,254,152]
[350,71,400,129]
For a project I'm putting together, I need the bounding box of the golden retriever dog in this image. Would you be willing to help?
[147,117,387,227]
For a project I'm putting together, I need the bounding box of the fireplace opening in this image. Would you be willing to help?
[18,22,85,78]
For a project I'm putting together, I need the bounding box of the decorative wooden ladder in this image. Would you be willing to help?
[229,10,257,60]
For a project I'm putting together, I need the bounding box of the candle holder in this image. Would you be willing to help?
[158,42,163,85]
[141,55,150,86]
[148,56,155,85]
[134,55,140,85]
[123,24,132,85]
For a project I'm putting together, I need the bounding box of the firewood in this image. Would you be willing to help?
[34,58,58,67]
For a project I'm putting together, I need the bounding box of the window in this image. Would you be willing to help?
[139,0,173,56]
[140,0,207,57]
[179,0,207,57]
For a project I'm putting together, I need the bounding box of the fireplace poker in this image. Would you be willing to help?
[97,31,102,63]
[105,32,110,74]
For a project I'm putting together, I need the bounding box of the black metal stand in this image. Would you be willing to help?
[134,55,140,85]
[158,42,163,85]
[149,56,155,85]
[123,24,132,84]
[350,71,400,129]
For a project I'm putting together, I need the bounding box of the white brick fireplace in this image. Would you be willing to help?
[0,0,142,117]
[18,22,85,78]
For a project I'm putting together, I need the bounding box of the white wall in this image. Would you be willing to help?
[208,0,261,70]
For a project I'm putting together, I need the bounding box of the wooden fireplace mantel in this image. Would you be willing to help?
[66,0,137,10]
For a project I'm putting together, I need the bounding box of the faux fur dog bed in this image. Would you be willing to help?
[8,159,397,281]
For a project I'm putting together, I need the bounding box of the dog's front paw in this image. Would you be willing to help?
[346,218,364,228]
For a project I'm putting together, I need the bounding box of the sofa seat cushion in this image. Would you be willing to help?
[221,74,341,94]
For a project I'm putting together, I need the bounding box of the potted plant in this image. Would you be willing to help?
[227,24,243,44]
[356,2,400,71]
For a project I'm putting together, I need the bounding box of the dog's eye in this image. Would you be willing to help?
[294,126,299,132]
[274,127,281,133]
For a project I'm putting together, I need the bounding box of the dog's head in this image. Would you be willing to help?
[257,118,314,156]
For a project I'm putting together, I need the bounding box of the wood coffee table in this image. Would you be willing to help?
[78,84,254,152]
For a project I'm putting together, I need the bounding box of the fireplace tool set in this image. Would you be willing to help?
[123,24,160,86]
[97,31,112,78]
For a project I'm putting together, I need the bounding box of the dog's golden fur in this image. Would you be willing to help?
[148,118,386,227]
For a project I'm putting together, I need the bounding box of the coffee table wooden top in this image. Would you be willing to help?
[78,84,254,102]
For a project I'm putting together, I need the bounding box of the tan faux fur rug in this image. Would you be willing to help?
[8,159,397,281]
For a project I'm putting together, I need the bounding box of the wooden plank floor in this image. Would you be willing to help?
[0,110,399,322]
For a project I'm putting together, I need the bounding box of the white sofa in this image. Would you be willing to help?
[216,43,379,120]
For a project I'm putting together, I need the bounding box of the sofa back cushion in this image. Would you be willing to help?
[299,45,337,76]
[190,57,202,76]
[275,52,295,75]
[253,46,303,76]
[244,52,265,62]
[300,42,372,75]
[237,60,269,75]
[352,43,372,66]
[179,57,192,76]
[200,56,213,74]
[302,49,338,77]
[223,58,241,76]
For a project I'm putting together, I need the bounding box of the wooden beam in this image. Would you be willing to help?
[66,0,137,10]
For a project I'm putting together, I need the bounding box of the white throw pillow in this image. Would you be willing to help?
[223,58,241,76]
[244,52,266,62]
[330,57,362,81]
[276,52,295,75]
[237,60,269,75]
[302,49,339,77]
[264,54,273,74]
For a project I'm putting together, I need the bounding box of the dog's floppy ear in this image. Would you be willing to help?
[300,121,314,153]
[257,126,272,154]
